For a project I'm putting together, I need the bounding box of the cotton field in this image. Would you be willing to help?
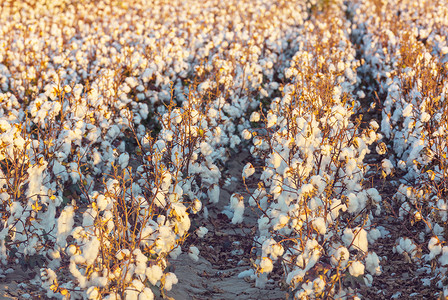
[0,0,447,299]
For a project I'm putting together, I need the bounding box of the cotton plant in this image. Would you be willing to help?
[351,0,448,295]
[244,6,383,298]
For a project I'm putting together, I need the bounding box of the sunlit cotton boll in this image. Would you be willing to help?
[242,163,255,178]
[250,112,260,122]
[259,257,273,274]
[349,261,365,277]
[242,129,252,140]
[163,273,178,291]
[200,142,213,156]
[266,112,277,128]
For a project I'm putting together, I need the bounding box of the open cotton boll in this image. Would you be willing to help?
[331,246,349,267]
[428,237,442,260]
[347,193,359,213]
[242,163,255,178]
[366,252,381,275]
[207,184,220,204]
[343,227,368,253]
[259,257,274,274]
[230,194,244,224]
[196,226,208,238]
[146,265,163,286]
[188,246,200,262]
[349,261,365,277]
[381,159,394,176]
[163,273,178,291]
[200,142,213,156]
[312,217,327,235]
[56,205,75,247]
[250,112,261,122]
[242,129,252,140]
[118,152,129,169]
[139,288,154,300]
[266,112,277,128]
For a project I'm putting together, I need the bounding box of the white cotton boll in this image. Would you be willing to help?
[344,227,368,253]
[402,104,413,117]
[87,286,99,299]
[242,163,255,178]
[169,245,182,259]
[357,91,366,99]
[200,142,213,156]
[208,185,220,204]
[192,198,202,213]
[312,217,326,235]
[124,288,139,299]
[232,201,245,224]
[188,246,200,262]
[428,237,442,260]
[56,205,75,247]
[146,265,163,286]
[266,112,277,128]
[366,252,381,275]
[367,228,381,244]
[439,247,448,266]
[163,273,178,291]
[421,112,430,123]
[349,261,365,277]
[250,112,260,122]
[260,257,273,274]
[116,249,130,260]
[196,226,208,238]
[347,193,359,213]
[270,152,282,169]
[152,189,166,208]
[331,247,349,267]
[382,159,393,176]
[241,129,252,140]
[83,238,100,266]
[139,288,154,300]
[119,153,129,169]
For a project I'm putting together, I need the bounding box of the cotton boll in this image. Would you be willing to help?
[250,112,260,122]
[344,227,368,253]
[163,273,178,291]
[200,142,213,156]
[118,152,129,169]
[266,112,277,128]
[242,163,255,178]
[230,194,245,224]
[331,246,349,267]
[139,288,154,300]
[242,129,252,140]
[196,226,208,238]
[347,193,359,213]
[191,198,202,213]
[349,261,365,277]
[146,265,163,286]
[208,184,220,204]
[188,246,199,262]
[428,237,442,260]
[56,205,75,247]
[365,252,381,275]
[312,217,326,235]
[381,159,393,176]
[260,257,273,274]
[270,152,282,169]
